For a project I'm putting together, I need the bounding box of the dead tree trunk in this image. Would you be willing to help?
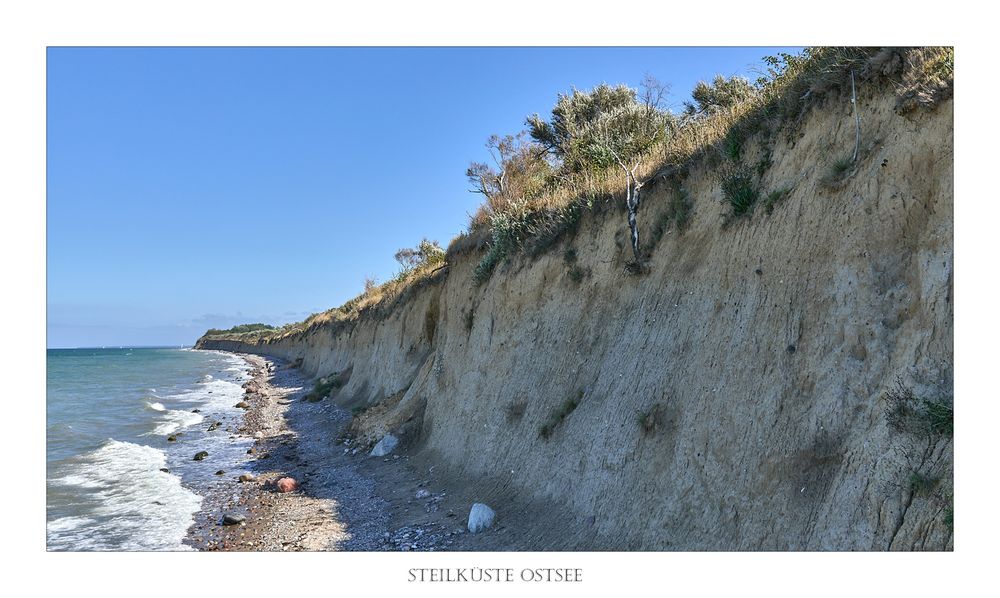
[622,161,645,262]
[607,145,647,263]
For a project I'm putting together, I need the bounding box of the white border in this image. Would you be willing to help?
[4,1,994,596]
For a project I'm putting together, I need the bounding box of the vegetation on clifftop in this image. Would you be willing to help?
[203,323,276,336]
[199,47,953,344]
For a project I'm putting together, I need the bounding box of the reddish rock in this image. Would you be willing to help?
[276,477,298,493]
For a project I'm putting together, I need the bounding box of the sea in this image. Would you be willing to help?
[46,347,253,551]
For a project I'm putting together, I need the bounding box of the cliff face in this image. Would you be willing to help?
[198,84,953,550]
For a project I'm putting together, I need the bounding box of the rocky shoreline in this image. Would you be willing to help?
[183,353,493,551]
[184,354,361,550]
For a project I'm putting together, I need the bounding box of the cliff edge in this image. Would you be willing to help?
[197,49,953,550]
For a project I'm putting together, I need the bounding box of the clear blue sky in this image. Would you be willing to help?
[47,46,801,348]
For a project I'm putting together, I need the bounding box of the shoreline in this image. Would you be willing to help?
[184,350,552,551]
[184,352,462,551]
[184,353,359,550]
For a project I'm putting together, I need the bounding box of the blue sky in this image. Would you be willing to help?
[47,46,800,347]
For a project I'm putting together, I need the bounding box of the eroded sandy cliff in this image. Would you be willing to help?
[198,74,953,550]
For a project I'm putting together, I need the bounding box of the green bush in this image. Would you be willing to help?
[394,238,445,272]
[304,374,342,402]
[527,81,672,174]
[755,147,773,177]
[720,165,759,217]
[466,132,554,231]
[474,197,593,284]
[723,133,742,161]
[474,203,533,283]
[684,75,757,117]
[827,156,854,181]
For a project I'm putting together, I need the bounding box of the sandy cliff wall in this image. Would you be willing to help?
[199,84,953,550]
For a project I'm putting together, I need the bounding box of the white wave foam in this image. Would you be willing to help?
[47,440,201,551]
[148,409,204,436]
[146,401,166,412]
[47,516,97,533]
[171,377,246,411]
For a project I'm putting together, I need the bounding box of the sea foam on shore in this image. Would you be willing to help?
[47,440,202,551]
[47,348,252,551]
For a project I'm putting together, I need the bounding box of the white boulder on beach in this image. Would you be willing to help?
[369,434,399,457]
[467,503,495,533]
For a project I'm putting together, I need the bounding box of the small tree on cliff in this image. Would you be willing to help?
[526,77,672,262]
[394,238,445,272]
[683,74,757,117]
[465,133,551,229]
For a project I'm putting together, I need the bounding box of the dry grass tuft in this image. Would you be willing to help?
[895,47,954,114]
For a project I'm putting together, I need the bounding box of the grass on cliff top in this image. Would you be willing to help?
[463,47,890,281]
[202,249,447,342]
[203,323,276,336]
[202,47,953,343]
[462,47,954,276]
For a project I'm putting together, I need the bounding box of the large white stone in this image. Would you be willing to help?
[369,434,399,457]
[467,503,496,533]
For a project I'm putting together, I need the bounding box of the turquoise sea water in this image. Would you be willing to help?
[46,348,252,551]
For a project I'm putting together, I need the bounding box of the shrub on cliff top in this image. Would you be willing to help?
[473,199,535,283]
[469,48,892,273]
[466,133,553,231]
[394,238,445,272]
[895,47,954,114]
[204,323,276,336]
[526,80,671,174]
[684,75,757,118]
[208,48,948,345]
[526,77,673,261]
